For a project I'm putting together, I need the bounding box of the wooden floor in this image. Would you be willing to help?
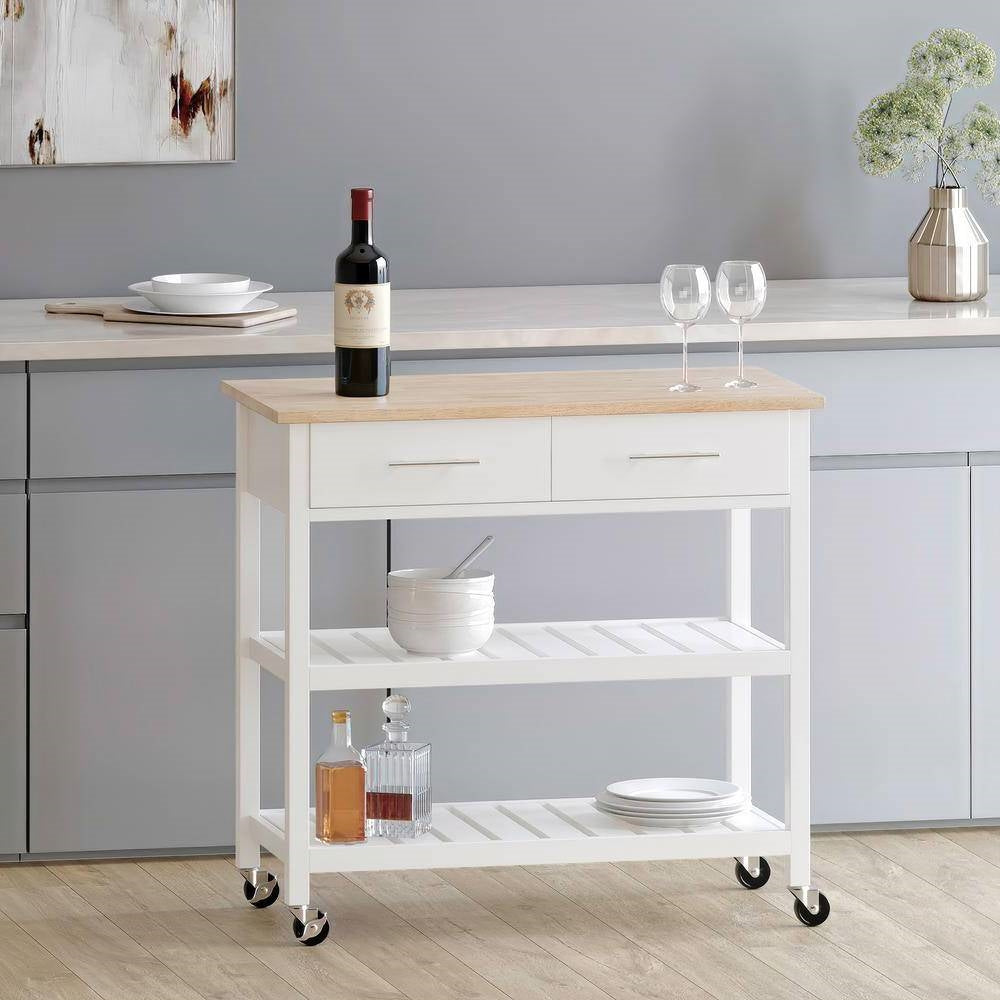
[1,829,999,1000]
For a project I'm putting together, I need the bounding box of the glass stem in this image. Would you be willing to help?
[681,324,689,384]
[737,321,745,379]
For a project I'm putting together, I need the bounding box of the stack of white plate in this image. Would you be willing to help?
[127,273,277,316]
[595,777,746,828]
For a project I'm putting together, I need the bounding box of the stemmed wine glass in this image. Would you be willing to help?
[715,260,767,389]
[659,264,712,392]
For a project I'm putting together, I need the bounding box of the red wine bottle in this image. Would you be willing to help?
[334,188,390,396]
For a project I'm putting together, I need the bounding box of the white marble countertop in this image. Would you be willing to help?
[4,277,1000,362]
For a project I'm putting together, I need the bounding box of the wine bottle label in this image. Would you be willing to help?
[334,282,390,348]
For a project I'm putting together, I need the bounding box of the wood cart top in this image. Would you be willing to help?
[221,367,824,424]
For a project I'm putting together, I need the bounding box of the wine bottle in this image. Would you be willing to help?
[334,187,390,396]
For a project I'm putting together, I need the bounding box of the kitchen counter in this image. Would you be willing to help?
[5,277,1000,362]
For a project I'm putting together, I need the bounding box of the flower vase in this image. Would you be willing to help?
[908,186,988,301]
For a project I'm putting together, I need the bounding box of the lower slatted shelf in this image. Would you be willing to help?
[253,616,788,690]
[254,798,790,873]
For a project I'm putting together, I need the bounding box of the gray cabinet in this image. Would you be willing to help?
[811,466,971,824]
[0,493,26,613]
[0,629,26,854]
[972,464,1000,819]
[28,486,386,854]
[0,373,27,480]
[30,488,237,853]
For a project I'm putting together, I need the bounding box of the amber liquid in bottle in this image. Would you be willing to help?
[366,790,414,822]
[315,710,366,844]
[316,760,366,843]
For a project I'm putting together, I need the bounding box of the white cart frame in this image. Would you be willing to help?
[232,398,822,943]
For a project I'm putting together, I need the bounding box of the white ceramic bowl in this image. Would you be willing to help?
[388,617,495,655]
[388,590,494,616]
[128,280,273,315]
[151,272,251,293]
[387,568,494,595]
[389,608,494,626]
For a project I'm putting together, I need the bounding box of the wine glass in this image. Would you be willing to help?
[715,260,767,389]
[659,264,712,392]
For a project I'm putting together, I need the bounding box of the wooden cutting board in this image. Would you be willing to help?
[45,300,299,328]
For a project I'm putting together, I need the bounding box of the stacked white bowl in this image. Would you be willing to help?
[128,273,274,314]
[387,568,495,655]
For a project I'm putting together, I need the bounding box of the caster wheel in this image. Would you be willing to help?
[734,857,771,890]
[794,892,831,927]
[243,876,279,908]
[293,913,330,946]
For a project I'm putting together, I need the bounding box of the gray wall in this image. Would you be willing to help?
[2,1,1000,298]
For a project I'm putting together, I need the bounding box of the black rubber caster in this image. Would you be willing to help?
[794,892,831,926]
[293,913,330,946]
[242,876,279,908]
[734,857,771,890]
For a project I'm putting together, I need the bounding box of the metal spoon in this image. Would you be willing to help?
[445,535,495,579]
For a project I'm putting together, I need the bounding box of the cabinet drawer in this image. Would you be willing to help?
[310,418,550,508]
[552,412,789,500]
[0,493,26,613]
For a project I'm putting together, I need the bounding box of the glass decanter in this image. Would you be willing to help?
[364,694,431,839]
[315,710,366,844]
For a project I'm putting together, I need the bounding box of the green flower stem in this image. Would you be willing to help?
[923,140,961,186]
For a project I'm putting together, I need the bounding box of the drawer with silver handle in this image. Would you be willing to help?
[551,412,790,501]
[310,418,551,508]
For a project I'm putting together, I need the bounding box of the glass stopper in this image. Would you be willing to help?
[382,693,411,742]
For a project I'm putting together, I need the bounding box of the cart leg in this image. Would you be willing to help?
[726,508,752,799]
[784,411,828,924]
[283,425,313,912]
[236,407,261,872]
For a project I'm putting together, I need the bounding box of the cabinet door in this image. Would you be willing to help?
[0,630,26,854]
[811,467,970,824]
[29,488,386,854]
[973,465,1000,818]
[30,488,236,853]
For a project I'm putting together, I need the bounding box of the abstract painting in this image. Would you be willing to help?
[0,0,234,166]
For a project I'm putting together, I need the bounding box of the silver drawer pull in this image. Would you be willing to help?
[628,452,721,460]
[388,459,482,468]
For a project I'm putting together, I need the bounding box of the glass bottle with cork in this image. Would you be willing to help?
[315,709,366,844]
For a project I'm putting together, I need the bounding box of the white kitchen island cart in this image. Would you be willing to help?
[223,366,827,945]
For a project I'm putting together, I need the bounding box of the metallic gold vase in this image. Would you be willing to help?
[908,187,988,301]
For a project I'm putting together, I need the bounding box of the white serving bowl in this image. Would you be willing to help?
[151,272,251,293]
[388,568,494,595]
[389,608,494,626]
[388,617,495,655]
[128,280,272,315]
[388,590,494,616]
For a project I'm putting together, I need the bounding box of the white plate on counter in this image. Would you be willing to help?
[128,280,273,314]
[123,297,281,318]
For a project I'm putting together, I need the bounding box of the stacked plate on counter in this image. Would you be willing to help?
[127,273,278,317]
[595,777,746,828]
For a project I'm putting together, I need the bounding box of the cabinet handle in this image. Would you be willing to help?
[388,459,482,468]
[628,452,721,461]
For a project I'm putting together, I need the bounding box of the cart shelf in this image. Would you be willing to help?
[251,616,788,690]
[250,798,789,873]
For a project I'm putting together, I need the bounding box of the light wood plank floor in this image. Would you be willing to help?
[1,829,998,1000]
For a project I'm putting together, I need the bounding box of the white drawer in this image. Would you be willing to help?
[552,412,789,501]
[310,418,551,508]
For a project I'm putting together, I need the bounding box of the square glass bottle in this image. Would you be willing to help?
[363,694,431,838]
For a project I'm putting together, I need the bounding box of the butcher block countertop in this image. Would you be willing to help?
[222,367,824,424]
[4,277,1000,362]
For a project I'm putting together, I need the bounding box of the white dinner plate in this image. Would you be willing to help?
[122,297,281,318]
[594,802,745,828]
[604,777,743,804]
[594,789,745,815]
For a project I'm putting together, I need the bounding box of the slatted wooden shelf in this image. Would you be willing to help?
[250,616,788,690]
[251,798,789,873]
